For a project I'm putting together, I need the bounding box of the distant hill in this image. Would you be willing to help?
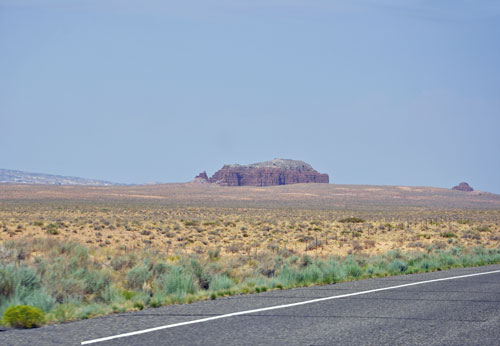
[0,169,120,186]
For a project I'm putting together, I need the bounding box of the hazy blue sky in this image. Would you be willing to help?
[1,0,499,192]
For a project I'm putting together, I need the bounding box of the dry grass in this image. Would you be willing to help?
[1,201,499,258]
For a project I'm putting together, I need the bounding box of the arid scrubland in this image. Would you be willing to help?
[1,183,500,327]
[1,203,500,257]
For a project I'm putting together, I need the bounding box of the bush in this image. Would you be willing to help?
[76,304,106,320]
[190,260,210,289]
[0,264,17,298]
[440,232,457,238]
[304,264,324,283]
[208,248,220,260]
[322,260,346,283]
[3,305,45,328]
[276,265,302,287]
[418,260,436,270]
[0,264,53,315]
[388,259,408,273]
[133,302,144,310]
[209,275,233,291]
[121,290,136,300]
[300,254,313,267]
[111,255,135,271]
[127,265,151,290]
[476,226,490,232]
[438,254,457,267]
[339,217,365,223]
[344,260,362,278]
[159,267,197,296]
[45,223,59,235]
[0,265,40,299]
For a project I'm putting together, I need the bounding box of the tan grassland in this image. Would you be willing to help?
[1,183,500,258]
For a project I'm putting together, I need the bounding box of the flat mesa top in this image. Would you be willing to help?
[227,158,314,170]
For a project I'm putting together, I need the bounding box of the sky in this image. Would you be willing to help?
[1,0,499,193]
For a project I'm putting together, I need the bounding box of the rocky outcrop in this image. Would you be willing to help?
[194,171,209,182]
[198,158,329,186]
[452,182,474,192]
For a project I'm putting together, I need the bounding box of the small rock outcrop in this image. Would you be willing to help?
[193,171,209,183]
[452,182,474,192]
[196,158,329,186]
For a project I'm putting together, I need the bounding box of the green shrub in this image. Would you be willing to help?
[46,223,59,235]
[339,217,365,223]
[153,261,170,276]
[182,220,198,226]
[303,264,323,283]
[149,299,162,308]
[387,249,404,259]
[0,264,53,316]
[419,259,436,270]
[440,232,457,238]
[208,248,220,260]
[159,267,197,296]
[0,265,40,300]
[121,290,137,301]
[344,261,362,278]
[0,264,17,298]
[388,259,408,273]
[111,255,135,271]
[324,260,346,282]
[111,305,126,314]
[83,270,110,296]
[209,275,233,291]
[18,289,55,313]
[127,265,151,290]
[133,302,144,310]
[3,305,45,328]
[77,304,106,320]
[438,253,457,267]
[190,260,210,289]
[300,254,312,267]
[276,265,300,287]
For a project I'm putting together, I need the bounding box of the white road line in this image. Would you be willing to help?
[81,268,500,345]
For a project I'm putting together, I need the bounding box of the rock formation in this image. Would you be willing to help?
[452,182,474,192]
[193,171,209,183]
[197,158,329,186]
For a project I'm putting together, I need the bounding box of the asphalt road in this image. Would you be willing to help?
[3,265,500,346]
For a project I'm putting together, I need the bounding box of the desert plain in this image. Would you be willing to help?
[1,182,500,325]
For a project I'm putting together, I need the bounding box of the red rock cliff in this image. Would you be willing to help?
[203,158,329,186]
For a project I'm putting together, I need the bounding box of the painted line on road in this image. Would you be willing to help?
[81,268,500,344]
